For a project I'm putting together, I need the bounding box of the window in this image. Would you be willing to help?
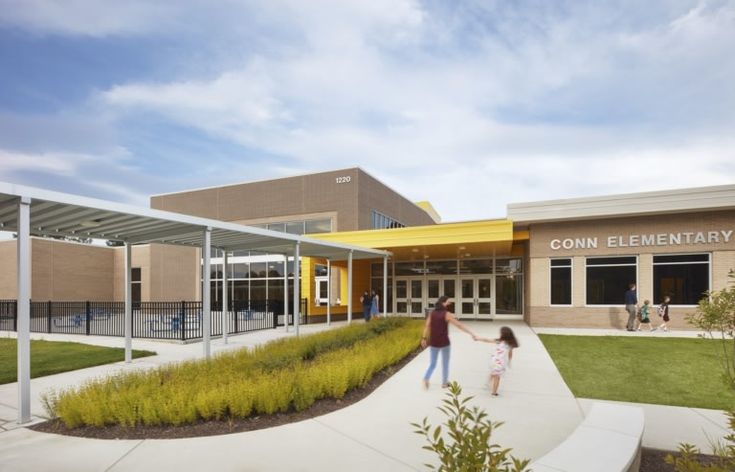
[550,259,572,305]
[371,210,405,229]
[653,254,709,305]
[131,268,142,305]
[586,256,636,305]
[305,219,332,234]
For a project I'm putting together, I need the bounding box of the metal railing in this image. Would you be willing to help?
[0,299,307,341]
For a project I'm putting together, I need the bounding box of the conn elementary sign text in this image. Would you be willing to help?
[550,230,734,250]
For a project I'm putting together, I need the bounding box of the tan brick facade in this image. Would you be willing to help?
[150,168,436,231]
[526,210,735,328]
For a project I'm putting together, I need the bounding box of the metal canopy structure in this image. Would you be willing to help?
[0,182,390,260]
[0,181,391,425]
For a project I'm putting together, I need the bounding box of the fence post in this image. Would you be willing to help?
[234,301,239,334]
[181,301,186,342]
[271,300,277,329]
[47,300,52,333]
[85,301,91,335]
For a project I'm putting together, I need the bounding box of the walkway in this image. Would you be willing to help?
[0,322,729,471]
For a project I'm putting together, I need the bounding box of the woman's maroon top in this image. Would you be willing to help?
[429,309,450,347]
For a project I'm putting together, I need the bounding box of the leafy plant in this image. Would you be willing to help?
[667,271,735,471]
[411,382,529,472]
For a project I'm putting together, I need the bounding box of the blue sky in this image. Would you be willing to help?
[0,0,733,221]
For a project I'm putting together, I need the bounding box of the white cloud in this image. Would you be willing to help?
[0,0,178,37]
[3,1,734,221]
[0,149,85,175]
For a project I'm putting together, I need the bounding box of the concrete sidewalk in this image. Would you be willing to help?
[0,322,730,471]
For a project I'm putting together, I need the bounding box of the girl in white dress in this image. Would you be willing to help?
[475,326,519,396]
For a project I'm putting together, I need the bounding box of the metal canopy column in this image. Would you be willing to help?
[293,242,300,336]
[222,250,228,344]
[124,242,132,363]
[383,256,388,317]
[347,250,353,324]
[16,196,31,424]
[283,254,289,332]
[202,227,211,359]
[326,259,331,326]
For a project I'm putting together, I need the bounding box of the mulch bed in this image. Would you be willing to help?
[641,447,720,472]
[31,348,423,440]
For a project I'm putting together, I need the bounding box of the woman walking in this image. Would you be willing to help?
[370,290,380,319]
[421,296,476,389]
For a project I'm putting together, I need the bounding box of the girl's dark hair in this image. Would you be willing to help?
[499,326,519,348]
[434,295,449,310]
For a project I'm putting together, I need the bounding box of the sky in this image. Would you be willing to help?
[0,0,733,222]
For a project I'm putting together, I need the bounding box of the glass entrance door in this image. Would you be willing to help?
[426,278,456,314]
[395,278,424,317]
[458,276,494,320]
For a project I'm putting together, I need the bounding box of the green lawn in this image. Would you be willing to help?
[539,334,735,410]
[0,338,156,384]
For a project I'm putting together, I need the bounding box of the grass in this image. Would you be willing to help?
[539,334,735,411]
[0,338,156,384]
[45,318,424,428]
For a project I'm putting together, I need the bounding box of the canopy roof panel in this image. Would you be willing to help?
[0,182,390,261]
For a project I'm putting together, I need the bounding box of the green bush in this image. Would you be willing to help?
[44,318,422,428]
[412,382,529,472]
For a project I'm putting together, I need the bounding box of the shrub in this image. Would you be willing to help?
[412,382,529,472]
[45,318,422,428]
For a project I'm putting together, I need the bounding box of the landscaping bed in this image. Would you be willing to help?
[36,318,423,438]
[0,338,155,384]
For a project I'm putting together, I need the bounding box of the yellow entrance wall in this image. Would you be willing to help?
[301,257,372,318]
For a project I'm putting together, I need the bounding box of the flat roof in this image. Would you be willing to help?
[0,181,390,260]
[508,184,735,223]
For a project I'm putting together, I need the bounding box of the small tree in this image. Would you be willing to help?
[666,271,735,471]
[411,382,529,472]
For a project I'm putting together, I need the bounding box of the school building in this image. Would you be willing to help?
[1,168,733,329]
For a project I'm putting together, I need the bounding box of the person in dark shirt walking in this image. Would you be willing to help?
[624,283,638,331]
[421,296,476,389]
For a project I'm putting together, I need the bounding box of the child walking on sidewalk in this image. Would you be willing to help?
[475,326,519,396]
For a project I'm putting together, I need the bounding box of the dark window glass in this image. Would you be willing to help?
[654,261,709,305]
[653,254,710,264]
[551,267,572,305]
[131,283,141,303]
[496,258,523,274]
[459,259,492,274]
[210,264,222,280]
[550,258,572,267]
[496,275,523,314]
[371,263,384,277]
[426,260,457,275]
[131,268,141,282]
[395,262,424,276]
[233,263,249,279]
[587,257,637,266]
[250,280,267,302]
[267,223,285,233]
[232,250,249,257]
[250,262,267,278]
[285,221,304,235]
[268,261,284,278]
[305,219,332,234]
[314,264,328,277]
[586,265,636,305]
[269,279,284,301]
[232,280,249,302]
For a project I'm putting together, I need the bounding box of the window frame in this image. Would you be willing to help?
[651,252,711,307]
[549,258,573,307]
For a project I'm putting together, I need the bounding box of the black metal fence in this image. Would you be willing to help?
[0,299,307,341]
